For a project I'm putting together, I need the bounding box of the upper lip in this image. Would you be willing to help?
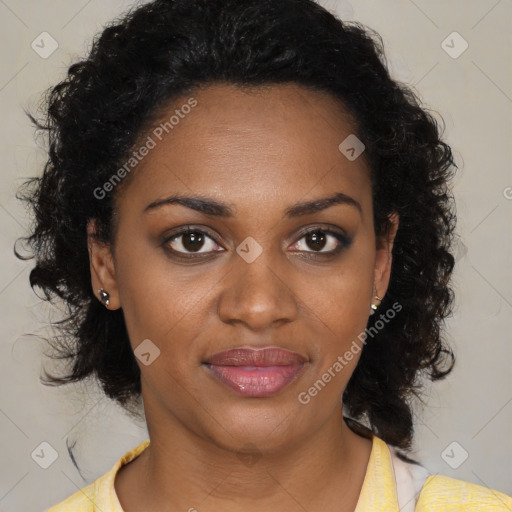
[204,347,308,366]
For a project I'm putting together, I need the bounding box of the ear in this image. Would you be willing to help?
[373,213,399,299]
[87,219,121,310]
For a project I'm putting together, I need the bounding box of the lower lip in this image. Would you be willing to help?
[203,364,306,397]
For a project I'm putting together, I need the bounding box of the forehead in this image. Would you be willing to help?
[116,83,371,216]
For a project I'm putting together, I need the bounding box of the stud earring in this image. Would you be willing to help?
[370,295,382,315]
[98,288,110,308]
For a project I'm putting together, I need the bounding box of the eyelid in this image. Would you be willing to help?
[293,224,350,242]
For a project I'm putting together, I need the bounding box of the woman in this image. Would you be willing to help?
[18,0,511,510]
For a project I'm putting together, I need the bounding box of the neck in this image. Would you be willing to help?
[119,403,373,512]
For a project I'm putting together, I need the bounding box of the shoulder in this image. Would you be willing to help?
[385,439,512,511]
[416,474,512,511]
[45,439,150,512]
[45,480,99,511]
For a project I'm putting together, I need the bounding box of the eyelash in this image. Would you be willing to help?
[162,225,352,260]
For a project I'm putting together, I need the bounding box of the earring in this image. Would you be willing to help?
[370,295,382,315]
[98,288,110,308]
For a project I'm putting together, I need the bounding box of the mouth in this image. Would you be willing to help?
[202,347,308,397]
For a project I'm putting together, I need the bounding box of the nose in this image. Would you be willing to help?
[217,243,299,332]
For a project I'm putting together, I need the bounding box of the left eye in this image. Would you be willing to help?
[291,229,350,254]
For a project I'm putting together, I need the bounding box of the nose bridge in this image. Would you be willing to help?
[217,237,298,330]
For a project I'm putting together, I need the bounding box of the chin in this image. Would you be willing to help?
[202,402,305,452]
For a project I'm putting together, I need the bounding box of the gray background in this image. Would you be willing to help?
[0,0,511,510]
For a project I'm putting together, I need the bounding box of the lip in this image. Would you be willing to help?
[203,347,308,397]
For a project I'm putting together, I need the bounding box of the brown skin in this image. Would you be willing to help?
[87,83,399,512]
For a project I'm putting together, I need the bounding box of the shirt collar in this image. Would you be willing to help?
[354,435,400,511]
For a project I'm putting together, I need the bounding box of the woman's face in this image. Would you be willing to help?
[89,83,397,452]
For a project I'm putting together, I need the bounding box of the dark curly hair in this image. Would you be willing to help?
[17,0,457,450]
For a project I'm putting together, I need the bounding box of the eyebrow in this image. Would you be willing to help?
[144,191,362,218]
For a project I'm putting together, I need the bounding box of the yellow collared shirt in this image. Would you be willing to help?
[47,435,512,511]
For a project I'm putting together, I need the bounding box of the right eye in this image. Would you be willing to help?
[163,227,224,258]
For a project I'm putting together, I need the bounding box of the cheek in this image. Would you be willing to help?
[296,283,371,404]
[298,240,374,377]
[308,243,374,330]
[116,261,212,404]
[114,243,212,363]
